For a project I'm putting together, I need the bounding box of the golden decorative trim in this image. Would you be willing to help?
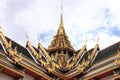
[112,49,120,80]
[38,38,52,62]
[26,40,61,73]
[26,35,100,79]
[71,44,86,68]
[77,43,99,72]
[0,28,23,64]
[115,49,120,66]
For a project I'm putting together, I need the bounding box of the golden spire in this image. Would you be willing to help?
[57,0,65,34]
[48,0,75,53]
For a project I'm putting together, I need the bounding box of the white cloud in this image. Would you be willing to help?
[99,32,120,49]
[0,0,120,51]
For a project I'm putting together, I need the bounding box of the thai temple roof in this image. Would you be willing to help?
[0,0,120,80]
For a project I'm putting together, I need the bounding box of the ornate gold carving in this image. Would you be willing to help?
[38,38,52,63]
[57,51,66,68]
[115,48,120,66]
[66,42,87,69]
[77,59,85,72]
[26,39,60,73]
[26,40,46,66]
[0,27,101,80]
[76,42,99,74]
[91,44,99,59]
[0,28,23,64]
[14,53,23,63]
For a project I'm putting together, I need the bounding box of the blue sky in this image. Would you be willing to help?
[0,0,120,50]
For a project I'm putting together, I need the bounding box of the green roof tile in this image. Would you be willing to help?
[93,41,120,64]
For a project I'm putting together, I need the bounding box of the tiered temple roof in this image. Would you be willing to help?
[0,1,120,80]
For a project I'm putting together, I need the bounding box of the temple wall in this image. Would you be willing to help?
[0,73,13,80]
[100,75,113,80]
[23,74,34,80]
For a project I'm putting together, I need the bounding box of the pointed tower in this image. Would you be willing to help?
[48,0,75,54]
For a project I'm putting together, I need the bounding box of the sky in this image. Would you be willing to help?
[0,0,120,51]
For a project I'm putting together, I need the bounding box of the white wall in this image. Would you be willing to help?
[0,73,13,80]
[0,73,35,80]
[100,75,113,80]
[23,74,34,80]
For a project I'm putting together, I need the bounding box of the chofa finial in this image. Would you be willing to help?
[25,32,29,41]
[97,35,99,44]
[0,26,2,33]
[85,36,87,45]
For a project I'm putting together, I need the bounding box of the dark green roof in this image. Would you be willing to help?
[5,36,33,60]
[93,41,120,64]
[79,48,93,63]
[0,52,7,59]
[33,46,39,53]
[0,43,4,51]
[33,46,47,62]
